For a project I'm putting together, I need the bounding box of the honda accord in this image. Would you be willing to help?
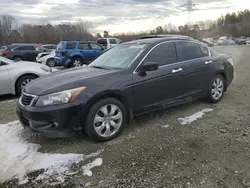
[17,36,234,141]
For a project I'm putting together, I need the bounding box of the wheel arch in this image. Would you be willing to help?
[14,73,39,94]
[83,92,133,125]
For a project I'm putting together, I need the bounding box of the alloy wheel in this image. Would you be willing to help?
[47,59,55,67]
[211,77,224,100]
[73,60,82,67]
[93,104,123,137]
[21,78,33,90]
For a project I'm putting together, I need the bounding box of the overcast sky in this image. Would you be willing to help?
[1,0,250,34]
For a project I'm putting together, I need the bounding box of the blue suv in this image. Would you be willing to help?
[55,41,105,67]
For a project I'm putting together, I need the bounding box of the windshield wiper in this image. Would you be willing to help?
[91,66,110,70]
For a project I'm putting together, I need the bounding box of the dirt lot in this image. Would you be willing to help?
[1,45,250,188]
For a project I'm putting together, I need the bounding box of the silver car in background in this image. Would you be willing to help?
[0,56,52,96]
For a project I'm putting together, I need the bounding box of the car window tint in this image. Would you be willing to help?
[177,42,202,61]
[199,45,209,57]
[16,46,34,50]
[90,43,103,50]
[78,43,90,50]
[66,42,76,50]
[109,39,117,44]
[97,39,107,45]
[143,42,177,66]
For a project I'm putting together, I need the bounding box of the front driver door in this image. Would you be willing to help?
[133,42,183,114]
[0,61,11,95]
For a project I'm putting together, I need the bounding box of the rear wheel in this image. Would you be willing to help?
[16,75,38,96]
[84,98,126,142]
[46,58,55,67]
[13,56,22,62]
[207,75,225,103]
[71,57,83,68]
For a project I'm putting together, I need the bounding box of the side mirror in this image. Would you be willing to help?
[142,62,159,72]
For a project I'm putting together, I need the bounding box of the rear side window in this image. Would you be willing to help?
[78,43,90,50]
[143,42,177,66]
[199,45,209,57]
[109,39,117,44]
[177,42,202,61]
[66,42,76,50]
[97,39,107,45]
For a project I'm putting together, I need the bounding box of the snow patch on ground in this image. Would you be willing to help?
[162,125,170,128]
[82,158,103,177]
[0,99,17,104]
[178,108,214,125]
[0,121,103,185]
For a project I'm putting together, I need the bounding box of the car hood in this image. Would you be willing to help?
[24,67,116,95]
[11,61,47,68]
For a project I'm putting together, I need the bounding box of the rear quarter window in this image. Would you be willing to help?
[66,42,76,50]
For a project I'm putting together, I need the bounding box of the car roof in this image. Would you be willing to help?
[140,34,193,40]
[61,40,96,43]
[122,37,194,45]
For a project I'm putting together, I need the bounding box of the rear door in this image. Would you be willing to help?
[77,42,92,62]
[21,45,36,61]
[174,41,213,97]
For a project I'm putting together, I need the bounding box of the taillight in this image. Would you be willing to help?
[2,51,8,56]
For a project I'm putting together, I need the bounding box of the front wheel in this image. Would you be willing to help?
[84,98,126,142]
[16,75,38,96]
[206,75,225,103]
[46,58,55,67]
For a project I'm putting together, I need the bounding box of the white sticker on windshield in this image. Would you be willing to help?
[129,45,146,48]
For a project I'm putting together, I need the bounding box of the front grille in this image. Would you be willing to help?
[21,93,35,106]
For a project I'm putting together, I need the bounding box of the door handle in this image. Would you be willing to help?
[205,60,212,64]
[172,68,183,73]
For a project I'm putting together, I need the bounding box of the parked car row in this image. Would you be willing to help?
[13,35,234,142]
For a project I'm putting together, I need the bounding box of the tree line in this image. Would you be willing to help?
[1,9,250,45]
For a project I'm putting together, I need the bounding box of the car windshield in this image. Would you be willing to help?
[88,44,146,70]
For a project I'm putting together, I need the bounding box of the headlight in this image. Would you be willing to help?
[41,66,52,72]
[35,87,86,106]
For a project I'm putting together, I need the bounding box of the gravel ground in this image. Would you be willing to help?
[1,45,250,188]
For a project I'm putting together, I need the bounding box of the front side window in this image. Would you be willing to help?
[143,42,177,66]
[66,42,76,50]
[78,43,90,50]
[90,43,103,50]
[89,44,145,69]
[177,41,202,61]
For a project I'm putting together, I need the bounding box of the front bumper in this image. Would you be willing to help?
[16,101,85,137]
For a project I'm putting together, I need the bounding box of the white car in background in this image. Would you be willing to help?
[37,50,55,67]
[0,56,52,96]
[96,37,122,49]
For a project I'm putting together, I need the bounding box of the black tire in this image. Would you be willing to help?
[46,58,55,67]
[206,75,225,103]
[71,57,83,68]
[13,56,22,62]
[16,75,38,96]
[84,98,126,142]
